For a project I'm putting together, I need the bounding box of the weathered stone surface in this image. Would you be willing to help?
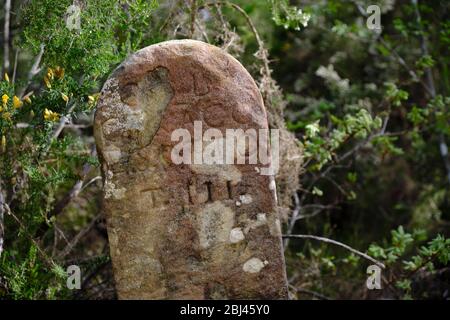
[94,40,289,299]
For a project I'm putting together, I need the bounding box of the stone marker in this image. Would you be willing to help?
[94,40,289,299]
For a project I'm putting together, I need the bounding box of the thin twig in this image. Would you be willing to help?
[41,101,78,156]
[50,102,77,141]
[189,0,197,38]
[213,0,227,30]
[57,214,100,259]
[64,254,109,266]
[195,20,210,43]
[18,44,44,98]
[380,38,433,96]
[211,0,237,51]
[3,203,56,268]
[283,234,385,269]
[52,224,69,257]
[284,192,300,249]
[158,0,178,33]
[296,205,337,220]
[12,49,19,83]
[80,176,101,193]
[289,284,331,300]
[16,123,91,129]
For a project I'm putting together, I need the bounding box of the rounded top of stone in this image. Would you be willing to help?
[128,39,236,61]
[135,39,223,52]
[109,40,254,86]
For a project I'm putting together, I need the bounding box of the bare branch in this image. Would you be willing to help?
[57,215,101,259]
[51,102,78,141]
[283,192,300,249]
[16,123,91,130]
[41,101,78,156]
[282,234,385,269]
[289,285,331,300]
[195,20,210,43]
[12,49,18,83]
[18,44,45,98]
[80,176,102,193]
[157,0,179,33]
[189,0,197,38]
[296,205,337,221]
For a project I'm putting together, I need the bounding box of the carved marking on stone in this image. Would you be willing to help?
[140,187,169,208]
[193,71,210,96]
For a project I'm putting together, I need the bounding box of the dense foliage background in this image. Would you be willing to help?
[0,0,448,299]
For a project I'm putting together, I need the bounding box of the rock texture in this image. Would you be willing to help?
[94,40,289,299]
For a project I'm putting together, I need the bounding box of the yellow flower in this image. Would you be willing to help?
[13,96,23,109]
[44,108,60,122]
[88,95,95,103]
[1,135,5,153]
[55,66,65,79]
[61,93,69,103]
[44,75,52,88]
[2,94,9,106]
[4,73,9,83]
[47,67,54,80]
